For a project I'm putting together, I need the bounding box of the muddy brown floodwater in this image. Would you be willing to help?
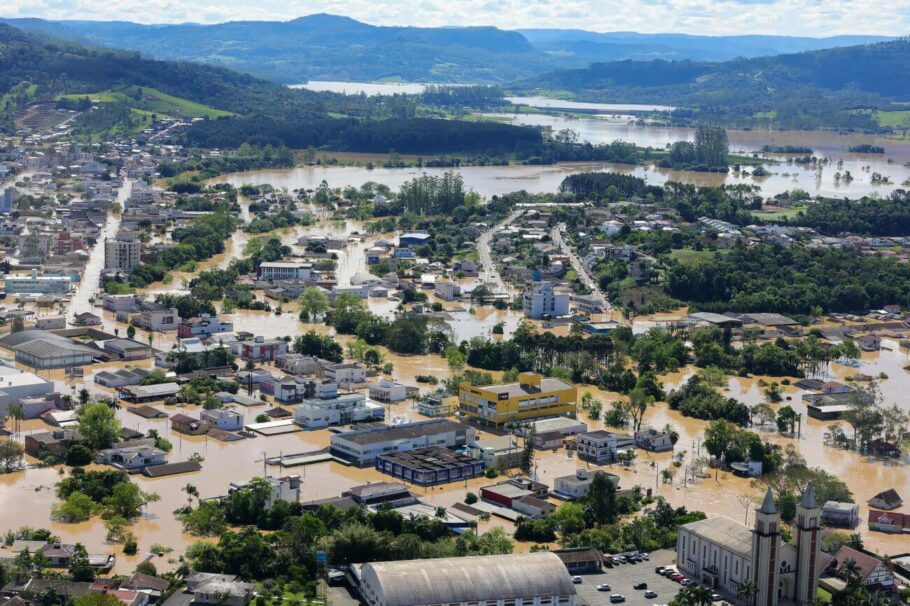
[3,182,908,575]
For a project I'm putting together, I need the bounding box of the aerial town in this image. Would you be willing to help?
[1,7,910,606]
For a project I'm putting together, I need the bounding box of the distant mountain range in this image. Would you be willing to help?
[516,38,910,129]
[0,14,895,84]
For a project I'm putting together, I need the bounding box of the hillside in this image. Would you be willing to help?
[0,14,558,84]
[518,30,892,64]
[0,24,542,153]
[1,15,894,85]
[517,38,910,129]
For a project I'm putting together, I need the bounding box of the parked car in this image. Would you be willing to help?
[641,553,650,561]
[681,579,694,586]
[711,593,722,601]
[645,591,658,599]
[609,595,626,604]
[597,584,612,592]
[654,566,666,575]
[572,576,583,584]
[634,582,649,590]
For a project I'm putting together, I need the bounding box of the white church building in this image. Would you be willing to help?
[677,485,822,606]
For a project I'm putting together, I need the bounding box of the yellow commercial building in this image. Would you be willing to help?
[458,372,578,428]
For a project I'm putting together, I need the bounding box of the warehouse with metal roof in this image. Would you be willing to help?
[358,552,576,606]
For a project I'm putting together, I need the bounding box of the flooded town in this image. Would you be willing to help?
[1,12,910,606]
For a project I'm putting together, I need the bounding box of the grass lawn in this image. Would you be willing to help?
[58,86,234,119]
[750,205,808,220]
[873,110,910,129]
[668,248,726,266]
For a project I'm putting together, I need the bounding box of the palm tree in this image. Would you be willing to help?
[7,403,24,439]
[839,557,861,583]
[690,585,715,606]
[736,579,758,606]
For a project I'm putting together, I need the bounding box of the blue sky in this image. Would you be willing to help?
[3,0,908,35]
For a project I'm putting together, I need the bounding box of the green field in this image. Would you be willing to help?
[668,248,728,266]
[58,86,235,119]
[750,205,808,220]
[873,110,910,129]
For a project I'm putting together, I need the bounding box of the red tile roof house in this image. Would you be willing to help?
[867,489,903,511]
[170,413,210,436]
[868,509,910,533]
[819,545,896,593]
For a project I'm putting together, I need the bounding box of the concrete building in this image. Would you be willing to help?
[634,427,674,452]
[104,236,142,273]
[293,393,384,428]
[676,486,822,605]
[0,364,56,418]
[375,446,485,486]
[258,262,313,281]
[358,552,576,606]
[819,546,895,593]
[523,280,570,319]
[4,274,73,294]
[178,314,233,338]
[95,445,167,471]
[102,338,153,360]
[228,476,301,511]
[25,429,80,458]
[240,337,287,362]
[458,372,577,429]
[323,362,366,387]
[469,434,523,469]
[200,408,244,431]
[132,305,180,332]
[367,379,408,403]
[553,470,620,500]
[3,330,96,369]
[330,419,476,466]
[433,281,461,302]
[576,430,635,464]
[822,501,860,528]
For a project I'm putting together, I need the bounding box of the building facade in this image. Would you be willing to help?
[523,281,570,319]
[104,237,142,273]
[676,486,822,606]
[459,372,577,429]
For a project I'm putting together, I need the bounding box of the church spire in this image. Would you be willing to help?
[800,482,818,509]
[759,487,777,514]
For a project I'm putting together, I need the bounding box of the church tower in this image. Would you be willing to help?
[794,483,822,605]
[752,487,781,606]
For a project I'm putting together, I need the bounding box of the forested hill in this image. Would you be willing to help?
[517,38,910,128]
[0,23,327,117]
[0,24,543,154]
[2,15,895,84]
[0,14,552,84]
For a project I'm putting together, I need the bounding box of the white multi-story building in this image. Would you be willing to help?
[4,273,72,294]
[323,363,366,387]
[104,236,142,273]
[367,379,408,403]
[258,262,313,281]
[200,408,244,431]
[330,419,475,466]
[228,476,301,511]
[293,393,384,429]
[523,281,570,319]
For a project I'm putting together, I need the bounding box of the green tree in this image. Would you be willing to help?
[776,405,798,434]
[126,324,137,340]
[0,439,24,473]
[445,345,466,374]
[52,491,95,522]
[103,482,160,519]
[76,402,121,450]
[736,580,758,606]
[585,472,617,525]
[298,287,329,322]
[68,544,95,582]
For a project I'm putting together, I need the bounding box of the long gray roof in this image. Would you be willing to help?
[360,552,575,606]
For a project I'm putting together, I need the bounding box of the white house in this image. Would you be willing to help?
[258,262,314,281]
[200,408,244,431]
[368,379,408,403]
[323,362,366,387]
[523,281,570,319]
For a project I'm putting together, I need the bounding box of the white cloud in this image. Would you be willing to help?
[2,0,908,35]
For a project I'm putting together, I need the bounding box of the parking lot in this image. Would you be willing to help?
[573,549,682,606]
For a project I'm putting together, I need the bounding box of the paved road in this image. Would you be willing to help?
[551,222,610,307]
[477,209,523,295]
